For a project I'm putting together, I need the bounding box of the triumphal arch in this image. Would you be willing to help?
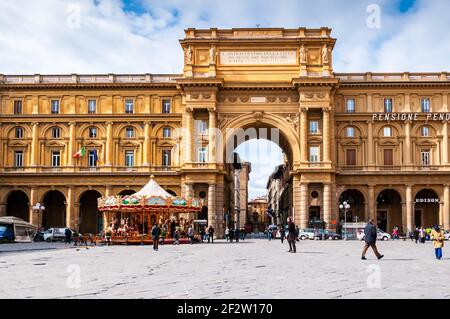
[178,28,338,236]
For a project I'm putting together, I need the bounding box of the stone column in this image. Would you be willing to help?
[184,108,193,163]
[67,186,76,229]
[367,121,374,166]
[185,183,194,198]
[29,187,38,225]
[143,122,151,166]
[215,182,225,238]
[292,175,302,227]
[364,202,369,222]
[106,122,113,166]
[68,122,76,167]
[233,169,241,235]
[443,122,448,165]
[406,185,413,234]
[300,108,308,164]
[208,184,217,236]
[323,184,331,228]
[444,185,450,230]
[401,203,407,234]
[300,183,309,229]
[368,185,375,222]
[322,108,330,163]
[208,109,216,164]
[30,122,39,166]
[185,183,195,222]
[405,122,412,165]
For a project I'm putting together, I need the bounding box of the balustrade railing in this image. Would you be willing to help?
[335,72,449,82]
[0,74,181,84]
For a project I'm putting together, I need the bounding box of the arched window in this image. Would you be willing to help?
[125,127,135,138]
[15,127,24,139]
[51,127,61,139]
[89,127,97,138]
[346,127,355,138]
[163,127,171,138]
[421,126,429,137]
[383,126,392,137]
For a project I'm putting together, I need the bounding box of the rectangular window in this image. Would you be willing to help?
[14,100,23,114]
[162,99,171,114]
[88,100,97,114]
[346,99,355,113]
[346,149,356,166]
[88,150,98,167]
[309,146,320,163]
[421,98,430,113]
[198,147,207,163]
[14,151,23,167]
[51,100,60,114]
[163,127,171,138]
[421,149,430,166]
[15,127,23,139]
[125,151,134,167]
[162,150,171,166]
[384,98,393,113]
[383,149,393,166]
[125,99,134,114]
[52,151,61,167]
[309,121,319,134]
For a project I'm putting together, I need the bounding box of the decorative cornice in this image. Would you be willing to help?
[176,78,223,88]
[292,77,340,88]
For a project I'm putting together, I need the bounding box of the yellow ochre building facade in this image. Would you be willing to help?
[1,27,450,237]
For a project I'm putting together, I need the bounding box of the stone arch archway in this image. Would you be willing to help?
[6,190,30,222]
[339,189,366,223]
[79,190,103,234]
[376,189,402,232]
[222,113,300,168]
[414,189,440,228]
[42,190,66,229]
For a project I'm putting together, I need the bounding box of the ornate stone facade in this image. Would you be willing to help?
[1,28,450,236]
